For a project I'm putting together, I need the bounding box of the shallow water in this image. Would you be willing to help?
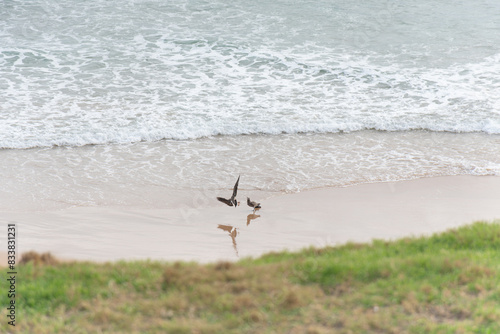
[1,0,500,149]
[0,131,498,212]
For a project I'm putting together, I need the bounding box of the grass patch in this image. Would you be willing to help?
[3,221,500,333]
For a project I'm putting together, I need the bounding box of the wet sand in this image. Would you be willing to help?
[1,131,498,213]
[1,175,499,264]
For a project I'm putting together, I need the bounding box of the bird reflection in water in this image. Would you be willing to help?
[217,214,261,257]
[217,224,239,256]
[246,213,261,226]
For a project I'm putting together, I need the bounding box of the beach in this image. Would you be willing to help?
[2,1,500,331]
[1,0,499,265]
[2,175,499,265]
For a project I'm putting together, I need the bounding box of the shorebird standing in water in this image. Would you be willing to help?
[246,197,261,213]
[216,175,240,208]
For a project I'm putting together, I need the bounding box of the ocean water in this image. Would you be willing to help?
[0,0,499,211]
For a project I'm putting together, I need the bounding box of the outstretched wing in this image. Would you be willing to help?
[231,175,240,201]
[217,197,233,206]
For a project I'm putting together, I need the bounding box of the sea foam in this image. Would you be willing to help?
[0,0,499,149]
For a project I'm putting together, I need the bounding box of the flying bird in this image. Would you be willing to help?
[216,175,240,208]
[246,197,261,212]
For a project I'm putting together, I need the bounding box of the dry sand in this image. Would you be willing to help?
[0,175,499,264]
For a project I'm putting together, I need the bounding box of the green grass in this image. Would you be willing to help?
[3,221,500,333]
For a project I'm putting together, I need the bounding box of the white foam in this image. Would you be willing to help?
[1,1,499,149]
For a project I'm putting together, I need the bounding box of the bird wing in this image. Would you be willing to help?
[217,197,233,206]
[230,175,240,200]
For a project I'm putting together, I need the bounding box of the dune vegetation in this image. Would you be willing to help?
[2,221,500,333]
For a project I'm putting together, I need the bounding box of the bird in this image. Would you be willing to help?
[216,175,240,208]
[246,197,261,212]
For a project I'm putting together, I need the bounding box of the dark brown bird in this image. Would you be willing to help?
[246,197,261,212]
[216,175,240,208]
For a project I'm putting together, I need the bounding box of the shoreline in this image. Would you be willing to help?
[1,130,498,213]
[1,175,499,265]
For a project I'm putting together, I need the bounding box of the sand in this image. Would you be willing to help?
[0,175,499,264]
